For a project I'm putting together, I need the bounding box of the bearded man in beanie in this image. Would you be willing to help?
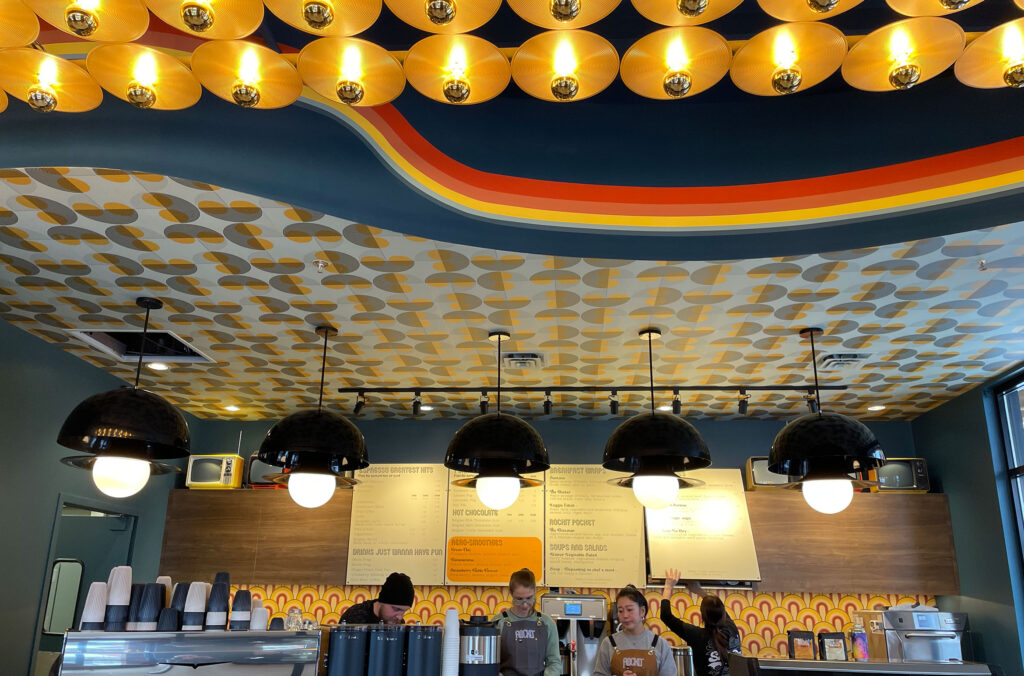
[341,572,415,624]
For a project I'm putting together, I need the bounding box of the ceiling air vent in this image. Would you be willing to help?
[67,329,215,364]
[502,352,545,370]
[817,353,869,371]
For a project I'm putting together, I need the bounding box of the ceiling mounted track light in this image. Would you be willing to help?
[602,327,712,510]
[444,331,549,511]
[58,297,190,499]
[258,325,369,509]
[768,327,886,515]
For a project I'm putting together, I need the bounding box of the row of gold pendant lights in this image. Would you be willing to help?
[1,17,1022,113]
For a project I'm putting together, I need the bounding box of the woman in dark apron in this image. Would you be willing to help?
[491,568,562,676]
[659,568,741,676]
[593,586,677,676]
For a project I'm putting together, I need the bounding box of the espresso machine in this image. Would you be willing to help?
[539,593,609,676]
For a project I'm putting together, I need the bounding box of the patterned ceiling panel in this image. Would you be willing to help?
[1,167,1022,421]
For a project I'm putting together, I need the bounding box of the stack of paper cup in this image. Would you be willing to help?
[104,567,132,631]
[182,582,208,631]
[250,603,270,631]
[441,608,459,676]
[79,582,107,631]
[156,576,172,607]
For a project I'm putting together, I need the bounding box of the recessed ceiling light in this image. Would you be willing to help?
[420,405,434,411]
[656,404,673,411]
[146,362,169,371]
[867,404,886,411]
[224,405,240,412]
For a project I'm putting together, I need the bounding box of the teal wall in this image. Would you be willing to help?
[911,377,1024,676]
[0,319,189,676]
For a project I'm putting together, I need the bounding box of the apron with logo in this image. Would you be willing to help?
[499,610,549,676]
[609,633,660,676]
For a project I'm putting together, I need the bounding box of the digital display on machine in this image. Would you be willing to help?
[913,612,939,629]
[564,602,582,616]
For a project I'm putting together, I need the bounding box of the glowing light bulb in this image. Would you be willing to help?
[631,475,679,510]
[553,39,577,77]
[1002,24,1024,87]
[38,58,58,90]
[773,30,797,70]
[232,48,262,107]
[442,43,471,104]
[889,27,914,66]
[132,52,158,88]
[665,37,688,72]
[801,479,854,514]
[341,44,363,82]
[287,472,335,508]
[92,456,151,498]
[475,476,520,510]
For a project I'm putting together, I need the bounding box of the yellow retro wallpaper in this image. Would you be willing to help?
[233,584,934,658]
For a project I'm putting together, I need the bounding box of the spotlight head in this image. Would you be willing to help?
[805,391,819,414]
[609,391,619,416]
[738,389,750,416]
[413,392,422,416]
[480,392,489,415]
[543,391,552,415]
[672,391,681,415]
[353,392,365,415]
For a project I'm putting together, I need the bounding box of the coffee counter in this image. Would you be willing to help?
[728,655,994,676]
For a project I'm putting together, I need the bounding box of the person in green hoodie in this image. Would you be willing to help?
[491,568,562,676]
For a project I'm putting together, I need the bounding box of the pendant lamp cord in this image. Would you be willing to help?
[318,329,329,414]
[133,305,151,390]
[809,329,823,417]
[648,331,655,414]
[496,335,502,415]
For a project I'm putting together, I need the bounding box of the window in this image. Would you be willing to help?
[999,381,1024,559]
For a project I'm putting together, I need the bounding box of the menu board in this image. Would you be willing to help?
[445,470,545,585]
[347,464,449,585]
[645,468,761,581]
[545,465,645,587]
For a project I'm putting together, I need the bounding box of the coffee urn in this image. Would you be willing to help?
[459,616,499,676]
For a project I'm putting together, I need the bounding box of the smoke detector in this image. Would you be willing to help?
[502,352,545,369]
[817,353,869,371]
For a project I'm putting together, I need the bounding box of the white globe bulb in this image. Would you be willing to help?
[287,472,336,508]
[802,479,854,514]
[91,456,151,498]
[476,477,521,510]
[631,475,679,510]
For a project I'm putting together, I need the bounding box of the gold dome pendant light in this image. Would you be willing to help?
[602,328,712,511]
[730,22,846,96]
[620,26,731,99]
[506,0,620,30]
[87,43,203,110]
[192,40,303,109]
[444,332,549,511]
[259,326,369,509]
[512,29,618,102]
[842,17,964,91]
[886,0,983,17]
[57,298,190,499]
[955,19,1024,88]
[0,0,41,48]
[24,0,149,42]
[631,0,742,27]
[0,49,103,113]
[757,0,863,22]
[299,37,405,106]
[145,0,263,40]
[264,0,379,36]
[405,34,509,104]
[384,0,500,34]
[767,328,886,515]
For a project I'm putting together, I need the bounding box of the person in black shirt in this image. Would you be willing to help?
[340,572,415,625]
[659,569,741,676]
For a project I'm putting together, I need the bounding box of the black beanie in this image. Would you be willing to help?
[378,572,414,607]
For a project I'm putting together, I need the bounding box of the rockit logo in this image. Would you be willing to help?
[515,629,536,640]
[623,657,645,667]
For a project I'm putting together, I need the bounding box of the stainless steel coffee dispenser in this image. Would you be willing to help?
[539,593,609,676]
[459,616,499,676]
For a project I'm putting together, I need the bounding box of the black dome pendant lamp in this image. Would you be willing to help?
[259,325,369,509]
[58,297,190,499]
[768,327,887,514]
[603,327,712,510]
[444,331,549,510]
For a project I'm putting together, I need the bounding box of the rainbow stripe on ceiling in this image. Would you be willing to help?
[30,30,1024,234]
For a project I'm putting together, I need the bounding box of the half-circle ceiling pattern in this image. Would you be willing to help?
[0,167,1021,421]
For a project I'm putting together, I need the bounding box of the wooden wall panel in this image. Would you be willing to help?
[746,491,959,594]
[160,489,352,585]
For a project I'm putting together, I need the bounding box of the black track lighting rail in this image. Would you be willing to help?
[337,385,846,394]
